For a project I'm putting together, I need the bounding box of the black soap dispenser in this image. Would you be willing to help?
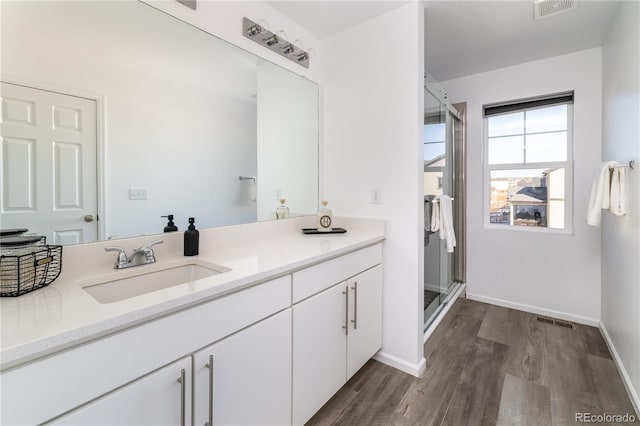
[184,217,199,256]
[161,215,178,232]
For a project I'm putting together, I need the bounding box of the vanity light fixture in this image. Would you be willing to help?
[265,35,280,46]
[246,24,262,37]
[282,44,295,55]
[175,0,196,10]
[242,17,310,68]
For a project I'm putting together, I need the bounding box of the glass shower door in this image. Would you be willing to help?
[424,77,458,330]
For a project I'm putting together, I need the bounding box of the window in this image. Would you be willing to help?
[424,117,446,196]
[484,92,573,231]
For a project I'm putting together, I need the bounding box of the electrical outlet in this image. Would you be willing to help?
[276,188,282,199]
[129,187,148,200]
[371,188,382,204]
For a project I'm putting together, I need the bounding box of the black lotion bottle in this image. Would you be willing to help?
[184,217,199,256]
[162,214,178,232]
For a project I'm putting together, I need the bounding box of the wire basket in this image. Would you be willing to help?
[0,244,63,297]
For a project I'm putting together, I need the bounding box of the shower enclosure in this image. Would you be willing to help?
[423,71,465,330]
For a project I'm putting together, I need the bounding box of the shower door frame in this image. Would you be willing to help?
[423,83,464,331]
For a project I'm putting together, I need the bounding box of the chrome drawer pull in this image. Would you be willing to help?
[342,285,349,336]
[205,355,214,426]
[177,368,186,426]
[351,281,358,330]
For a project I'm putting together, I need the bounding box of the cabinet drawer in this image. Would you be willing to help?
[292,244,382,303]
[0,275,291,426]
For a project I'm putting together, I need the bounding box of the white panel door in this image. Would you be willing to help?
[293,282,348,426]
[0,82,97,244]
[193,309,292,426]
[52,357,192,426]
[347,265,383,379]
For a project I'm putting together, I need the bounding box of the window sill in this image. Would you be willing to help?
[484,223,574,236]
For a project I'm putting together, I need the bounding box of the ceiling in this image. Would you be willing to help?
[267,1,621,82]
[265,0,410,39]
[425,0,622,81]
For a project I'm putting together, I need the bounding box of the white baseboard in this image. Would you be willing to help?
[373,351,426,378]
[424,283,467,343]
[466,292,600,327]
[599,322,640,415]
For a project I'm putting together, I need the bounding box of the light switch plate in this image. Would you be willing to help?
[129,187,148,200]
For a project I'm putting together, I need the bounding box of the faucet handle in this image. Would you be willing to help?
[149,239,164,248]
[134,239,164,252]
[133,239,164,263]
[105,246,128,268]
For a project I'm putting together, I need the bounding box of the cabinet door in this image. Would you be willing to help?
[193,309,292,426]
[347,265,383,379]
[293,282,348,426]
[52,357,192,426]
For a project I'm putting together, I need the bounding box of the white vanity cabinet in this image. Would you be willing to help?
[192,309,292,426]
[346,265,383,379]
[292,245,383,425]
[52,357,192,426]
[1,276,291,425]
[1,241,385,426]
[293,281,349,425]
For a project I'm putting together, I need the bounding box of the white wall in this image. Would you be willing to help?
[256,62,319,220]
[601,0,640,410]
[442,48,603,324]
[321,3,426,375]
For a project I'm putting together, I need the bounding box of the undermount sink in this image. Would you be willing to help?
[80,260,231,304]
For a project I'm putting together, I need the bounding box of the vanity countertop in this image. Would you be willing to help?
[0,216,385,371]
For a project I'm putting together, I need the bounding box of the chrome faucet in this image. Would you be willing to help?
[105,239,164,269]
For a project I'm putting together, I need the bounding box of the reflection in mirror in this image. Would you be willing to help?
[0,0,319,245]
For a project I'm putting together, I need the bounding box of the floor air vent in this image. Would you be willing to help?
[554,320,574,329]
[534,0,578,20]
[536,316,574,329]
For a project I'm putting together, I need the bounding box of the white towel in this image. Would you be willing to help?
[439,195,457,253]
[609,166,627,216]
[587,161,615,226]
[424,200,431,232]
[430,196,440,232]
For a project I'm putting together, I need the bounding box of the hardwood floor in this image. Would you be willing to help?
[307,298,639,426]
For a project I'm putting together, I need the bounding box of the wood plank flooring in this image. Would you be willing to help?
[307,298,639,426]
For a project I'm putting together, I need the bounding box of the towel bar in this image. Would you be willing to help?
[610,160,635,170]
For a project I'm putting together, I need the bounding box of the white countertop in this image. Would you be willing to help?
[0,216,384,371]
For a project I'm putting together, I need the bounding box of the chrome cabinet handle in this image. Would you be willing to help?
[342,285,349,336]
[351,281,358,330]
[177,368,186,426]
[83,214,94,222]
[205,355,214,426]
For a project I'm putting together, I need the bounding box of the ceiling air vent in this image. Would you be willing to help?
[534,0,578,20]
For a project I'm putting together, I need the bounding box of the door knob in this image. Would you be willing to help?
[84,215,95,222]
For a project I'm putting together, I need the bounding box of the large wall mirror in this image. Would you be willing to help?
[0,0,319,245]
